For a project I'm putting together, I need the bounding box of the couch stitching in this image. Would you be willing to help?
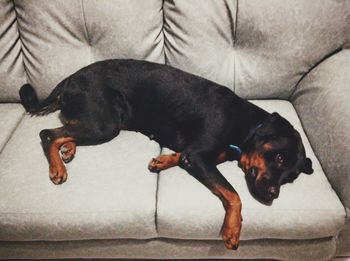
[0,208,344,215]
[224,0,237,92]
[154,0,167,236]
[80,0,90,45]
[80,0,93,63]
[288,46,343,101]
[155,167,160,235]
[233,0,238,93]
[12,0,29,84]
[162,0,168,65]
[154,144,162,236]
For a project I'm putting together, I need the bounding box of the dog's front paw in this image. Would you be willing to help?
[148,157,164,172]
[222,213,242,250]
[49,165,68,185]
[148,154,179,172]
[222,225,240,250]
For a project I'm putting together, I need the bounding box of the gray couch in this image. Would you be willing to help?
[0,0,349,260]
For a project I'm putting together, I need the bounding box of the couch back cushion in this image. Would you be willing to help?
[0,0,26,102]
[1,0,349,101]
[234,0,350,99]
[164,0,350,99]
[11,0,163,100]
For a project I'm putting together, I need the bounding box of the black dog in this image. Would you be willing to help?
[19,59,313,250]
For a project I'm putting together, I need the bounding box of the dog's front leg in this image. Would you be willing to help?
[212,184,242,250]
[178,151,242,250]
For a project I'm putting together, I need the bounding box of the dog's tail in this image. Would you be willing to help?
[19,83,63,116]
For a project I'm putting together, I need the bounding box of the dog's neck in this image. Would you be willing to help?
[228,100,270,154]
[242,100,270,130]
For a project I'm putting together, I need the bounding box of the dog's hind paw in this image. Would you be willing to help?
[60,142,76,163]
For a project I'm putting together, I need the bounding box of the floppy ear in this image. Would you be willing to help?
[256,112,293,138]
[300,158,313,174]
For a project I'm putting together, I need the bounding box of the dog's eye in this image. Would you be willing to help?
[275,153,284,165]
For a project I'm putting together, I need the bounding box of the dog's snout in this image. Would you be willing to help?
[268,186,279,199]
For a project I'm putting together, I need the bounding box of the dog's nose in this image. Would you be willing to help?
[268,186,279,199]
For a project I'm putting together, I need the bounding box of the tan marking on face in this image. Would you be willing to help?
[239,152,267,179]
[263,142,273,150]
[239,153,250,172]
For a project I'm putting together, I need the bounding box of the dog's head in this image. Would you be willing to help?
[239,112,313,205]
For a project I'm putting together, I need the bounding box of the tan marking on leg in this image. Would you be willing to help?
[49,137,75,185]
[212,185,242,250]
[216,151,228,164]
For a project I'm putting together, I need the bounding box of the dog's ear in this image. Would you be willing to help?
[256,112,293,138]
[300,157,313,174]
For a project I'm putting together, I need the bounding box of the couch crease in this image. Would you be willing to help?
[0,105,25,155]
[288,46,343,100]
[12,0,28,85]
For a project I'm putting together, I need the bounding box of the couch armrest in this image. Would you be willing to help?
[291,49,350,255]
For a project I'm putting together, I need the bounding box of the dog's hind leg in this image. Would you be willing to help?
[39,120,120,185]
[148,150,236,172]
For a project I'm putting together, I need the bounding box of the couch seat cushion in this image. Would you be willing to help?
[157,100,345,240]
[0,104,24,152]
[0,112,160,241]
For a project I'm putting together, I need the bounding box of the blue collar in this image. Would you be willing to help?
[228,123,263,156]
[228,144,242,156]
[256,123,263,129]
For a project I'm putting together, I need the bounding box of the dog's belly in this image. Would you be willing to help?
[133,120,187,152]
[145,128,187,152]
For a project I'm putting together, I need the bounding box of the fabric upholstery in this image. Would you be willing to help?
[291,49,350,256]
[0,237,336,260]
[0,104,24,152]
[157,100,345,240]
[0,112,161,241]
[82,0,164,62]
[0,0,26,102]
[163,0,237,90]
[0,0,348,258]
[13,0,164,100]
[234,0,350,99]
[164,0,350,100]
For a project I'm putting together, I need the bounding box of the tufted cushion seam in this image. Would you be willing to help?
[11,0,28,85]
[80,0,93,63]
[161,0,167,64]
[231,0,238,93]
